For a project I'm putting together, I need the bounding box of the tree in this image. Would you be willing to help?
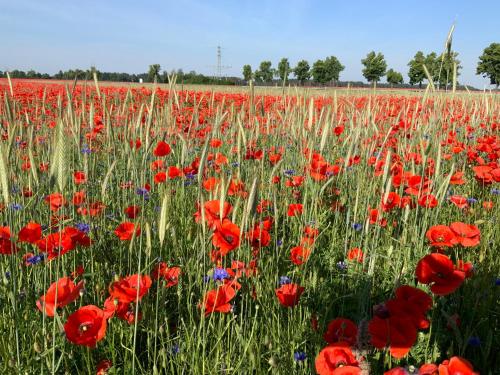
[254,61,273,83]
[277,58,290,82]
[476,43,500,88]
[323,56,345,84]
[148,64,161,83]
[242,65,253,83]
[436,52,461,89]
[294,60,310,85]
[408,51,426,88]
[312,59,328,84]
[386,69,403,86]
[361,51,387,85]
[423,52,439,83]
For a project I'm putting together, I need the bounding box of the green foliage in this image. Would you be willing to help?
[311,59,327,84]
[148,64,161,83]
[312,56,345,84]
[294,60,310,84]
[476,42,500,87]
[408,51,426,87]
[386,69,404,86]
[277,58,291,82]
[242,64,253,82]
[254,61,273,83]
[361,51,387,84]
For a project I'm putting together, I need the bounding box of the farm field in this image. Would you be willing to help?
[0,78,498,374]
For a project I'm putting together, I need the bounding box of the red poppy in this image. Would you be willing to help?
[315,343,361,375]
[323,318,358,345]
[194,200,232,228]
[153,141,171,157]
[73,171,87,185]
[290,246,311,265]
[415,253,465,295]
[73,191,86,206]
[449,171,466,185]
[368,314,417,358]
[103,296,142,324]
[449,222,480,247]
[45,192,66,211]
[109,274,152,303]
[152,262,181,288]
[381,192,401,212]
[64,305,107,347]
[124,205,140,219]
[37,277,84,317]
[418,194,438,208]
[384,368,409,375]
[425,225,457,248]
[96,359,113,375]
[418,364,438,374]
[0,226,17,255]
[287,203,303,217]
[448,195,468,209]
[212,219,240,257]
[275,283,305,307]
[438,356,479,375]
[246,227,271,249]
[18,222,42,244]
[200,284,236,316]
[347,248,364,263]
[154,172,167,184]
[114,222,140,241]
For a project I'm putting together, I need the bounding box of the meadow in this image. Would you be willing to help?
[0,78,498,374]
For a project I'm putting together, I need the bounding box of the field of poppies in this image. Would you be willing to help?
[0,78,498,374]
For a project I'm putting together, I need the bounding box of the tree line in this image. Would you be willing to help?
[242,42,500,88]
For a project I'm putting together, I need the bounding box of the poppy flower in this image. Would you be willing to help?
[64,305,107,347]
[154,172,167,184]
[103,296,142,324]
[153,141,171,157]
[425,225,457,248]
[96,359,113,375]
[315,343,361,375]
[152,262,181,287]
[45,192,66,211]
[415,253,465,295]
[418,194,438,208]
[448,195,468,209]
[73,191,86,206]
[247,227,271,249]
[114,222,140,241]
[418,363,438,375]
[200,284,236,316]
[73,171,87,185]
[438,356,479,375]
[124,205,140,219]
[287,203,303,217]
[290,246,311,265]
[347,248,364,263]
[275,283,305,307]
[18,222,42,244]
[36,232,75,260]
[109,274,152,303]
[323,318,358,345]
[37,277,84,317]
[449,171,466,185]
[368,314,417,358]
[449,222,480,247]
[0,227,17,255]
[194,200,232,228]
[212,219,240,257]
[381,192,401,212]
[384,368,409,375]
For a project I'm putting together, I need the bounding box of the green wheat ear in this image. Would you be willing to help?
[0,143,10,205]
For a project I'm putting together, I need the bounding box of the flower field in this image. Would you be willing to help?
[0,79,498,374]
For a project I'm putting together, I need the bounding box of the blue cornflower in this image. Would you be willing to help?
[170,344,180,355]
[276,239,283,246]
[336,261,348,271]
[81,145,91,154]
[495,278,500,286]
[11,185,20,194]
[467,197,478,204]
[26,254,45,265]
[75,222,90,234]
[352,223,363,231]
[5,271,11,279]
[467,336,481,347]
[136,188,150,200]
[491,188,500,195]
[185,173,195,180]
[184,180,194,187]
[231,162,240,167]
[213,268,230,281]
[294,352,307,362]
[284,169,295,176]
[279,276,291,285]
[9,203,22,211]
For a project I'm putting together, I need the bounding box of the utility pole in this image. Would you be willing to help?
[210,45,231,80]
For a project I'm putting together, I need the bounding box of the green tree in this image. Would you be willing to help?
[323,56,345,84]
[255,61,273,83]
[436,52,461,89]
[294,60,310,85]
[476,43,500,88]
[423,52,439,83]
[277,58,290,82]
[242,65,253,83]
[386,69,403,86]
[311,59,328,84]
[408,51,426,87]
[148,64,161,83]
[361,51,387,86]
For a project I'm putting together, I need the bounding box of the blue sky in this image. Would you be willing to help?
[1,0,498,88]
